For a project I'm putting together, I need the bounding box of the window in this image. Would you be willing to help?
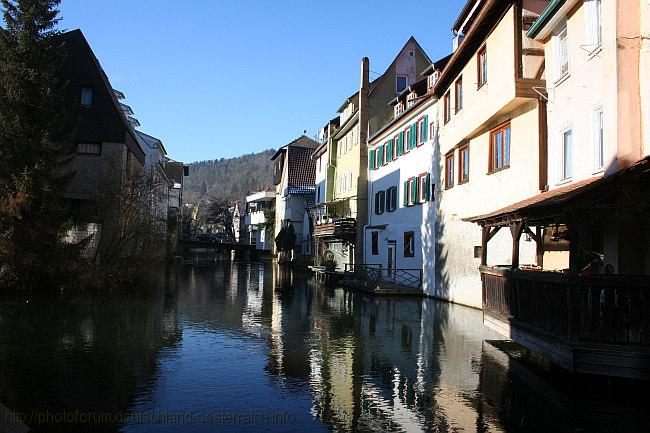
[489,122,511,172]
[371,232,379,255]
[554,24,569,80]
[445,153,454,189]
[78,142,101,155]
[594,108,604,170]
[317,185,321,202]
[417,116,428,145]
[459,143,470,183]
[374,190,385,214]
[418,173,430,202]
[348,171,353,190]
[477,46,487,87]
[585,0,602,48]
[404,127,411,153]
[396,75,408,94]
[455,77,463,112]
[387,186,398,212]
[443,91,451,124]
[403,177,419,206]
[429,122,435,141]
[383,142,389,164]
[393,135,399,160]
[80,86,94,107]
[561,128,572,180]
[403,231,415,257]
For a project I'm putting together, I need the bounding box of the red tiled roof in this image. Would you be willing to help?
[287,144,316,188]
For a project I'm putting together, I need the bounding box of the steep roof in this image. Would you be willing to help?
[271,135,320,160]
[59,30,145,164]
[287,145,316,188]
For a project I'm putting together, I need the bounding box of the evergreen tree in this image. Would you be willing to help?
[0,0,77,289]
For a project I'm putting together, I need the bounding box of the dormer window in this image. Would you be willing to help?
[427,73,437,89]
[394,102,404,118]
[406,92,418,108]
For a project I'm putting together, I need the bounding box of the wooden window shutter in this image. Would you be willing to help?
[397,131,404,155]
[410,178,418,204]
[423,173,431,200]
[422,115,429,141]
[403,181,409,206]
[387,140,393,161]
[369,149,376,169]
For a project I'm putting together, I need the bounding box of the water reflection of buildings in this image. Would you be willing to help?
[264,265,506,432]
[0,269,183,433]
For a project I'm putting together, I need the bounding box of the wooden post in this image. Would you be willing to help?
[510,221,524,269]
[481,226,489,266]
[535,225,544,268]
[568,218,580,273]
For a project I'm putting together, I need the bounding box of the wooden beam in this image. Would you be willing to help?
[510,221,525,268]
[535,225,544,268]
[481,225,502,266]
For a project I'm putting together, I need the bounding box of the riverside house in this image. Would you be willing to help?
[272,136,320,261]
[364,56,449,295]
[470,0,650,379]
[244,188,276,251]
[430,0,550,308]
[312,38,431,270]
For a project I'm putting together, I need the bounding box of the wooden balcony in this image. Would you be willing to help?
[313,218,356,239]
[480,266,650,379]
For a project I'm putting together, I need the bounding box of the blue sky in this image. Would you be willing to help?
[59,0,466,163]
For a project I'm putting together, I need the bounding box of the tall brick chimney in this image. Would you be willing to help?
[355,57,370,265]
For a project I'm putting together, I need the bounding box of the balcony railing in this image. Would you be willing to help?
[480,266,650,347]
[314,217,356,239]
[343,264,423,295]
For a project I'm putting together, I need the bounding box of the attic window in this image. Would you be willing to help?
[80,86,94,107]
[394,102,404,118]
[409,50,415,57]
[396,75,408,94]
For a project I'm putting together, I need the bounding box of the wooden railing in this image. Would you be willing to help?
[314,218,356,238]
[480,266,650,346]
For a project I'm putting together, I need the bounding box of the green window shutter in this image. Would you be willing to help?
[403,181,409,206]
[410,178,418,203]
[422,115,429,142]
[378,146,383,166]
[410,124,417,149]
[424,173,431,200]
[398,132,404,155]
[387,140,394,161]
[369,149,375,170]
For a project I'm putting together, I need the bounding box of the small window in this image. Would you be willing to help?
[78,142,101,155]
[443,91,451,124]
[371,232,379,255]
[561,128,572,180]
[404,127,411,154]
[594,108,604,170]
[393,135,399,160]
[429,122,435,141]
[477,46,487,88]
[396,75,408,94]
[455,77,463,112]
[403,231,415,257]
[387,186,398,212]
[80,86,94,107]
[489,122,511,173]
[445,153,454,189]
[554,24,569,80]
[586,0,602,49]
[418,173,430,203]
[374,190,385,214]
[459,144,470,184]
[417,117,427,146]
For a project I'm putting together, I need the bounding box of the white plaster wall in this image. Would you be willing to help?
[436,102,540,308]
[637,0,649,158]
[365,101,438,296]
[315,149,328,204]
[544,4,612,187]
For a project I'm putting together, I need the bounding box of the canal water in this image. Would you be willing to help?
[0,261,648,432]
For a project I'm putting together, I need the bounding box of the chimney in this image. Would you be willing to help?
[356,57,370,266]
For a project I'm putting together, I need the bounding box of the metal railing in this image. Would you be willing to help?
[344,264,423,292]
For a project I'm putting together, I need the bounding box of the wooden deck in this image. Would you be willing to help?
[481,266,650,379]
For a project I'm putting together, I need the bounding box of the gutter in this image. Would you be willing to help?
[527,0,565,38]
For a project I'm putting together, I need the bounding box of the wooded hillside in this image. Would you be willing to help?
[184,149,276,204]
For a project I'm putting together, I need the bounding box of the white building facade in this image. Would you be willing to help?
[365,78,439,296]
[245,189,275,251]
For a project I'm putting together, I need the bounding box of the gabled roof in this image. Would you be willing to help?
[287,145,317,188]
[59,29,145,163]
[271,135,320,160]
[136,130,167,155]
